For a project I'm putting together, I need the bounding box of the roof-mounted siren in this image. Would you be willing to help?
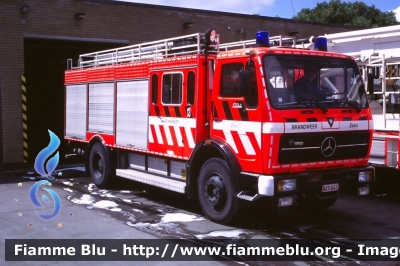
[255,31,270,47]
[314,37,328,51]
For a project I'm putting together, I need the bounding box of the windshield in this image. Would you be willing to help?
[263,55,368,111]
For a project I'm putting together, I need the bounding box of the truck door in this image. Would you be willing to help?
[211,59,263,173]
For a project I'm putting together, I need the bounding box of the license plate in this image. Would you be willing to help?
[322,183,339,193]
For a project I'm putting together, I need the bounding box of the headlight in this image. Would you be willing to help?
[277,179,296,192]
[358,171,373,182]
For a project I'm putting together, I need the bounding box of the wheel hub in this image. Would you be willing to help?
[204,175,226,207]
[93,153,104,179]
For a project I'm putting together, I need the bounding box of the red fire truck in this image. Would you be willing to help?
[65,30,374,224]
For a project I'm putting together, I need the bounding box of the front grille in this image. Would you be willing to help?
[278,131,370,164]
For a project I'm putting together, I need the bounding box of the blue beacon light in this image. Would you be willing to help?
[256,31,270,47]
[314,37,328,51]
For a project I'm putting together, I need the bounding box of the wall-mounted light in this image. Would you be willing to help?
[21,6,30,23]
[183,22,193,29]
[74,13,86,20]
[21,6,30,13]
[237,28,244,33]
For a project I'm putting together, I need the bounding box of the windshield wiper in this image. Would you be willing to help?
[276,101,310,107]
[317,96,362,113]
[277,101,328,113]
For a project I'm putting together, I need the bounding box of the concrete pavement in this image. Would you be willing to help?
[0,168,223,266]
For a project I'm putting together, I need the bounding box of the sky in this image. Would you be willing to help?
[115,0,400,22]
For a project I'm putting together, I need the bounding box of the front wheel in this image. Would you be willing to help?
[88,142,114,188]
[198,158,239,224]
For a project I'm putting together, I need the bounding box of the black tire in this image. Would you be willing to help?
[198,158,239,224]
[297,193,338,211]
[89,142,113,188]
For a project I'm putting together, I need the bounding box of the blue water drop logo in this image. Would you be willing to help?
[30,130,62,220]
[34,130,60,177]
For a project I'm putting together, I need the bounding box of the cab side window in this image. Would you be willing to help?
[187,71,195,105]
[220,63,243,97]
[151,74,158,105]
[162,73,182,105]
[245,60,258,108]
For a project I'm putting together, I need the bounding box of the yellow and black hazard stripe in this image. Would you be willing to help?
[21,75,28,163]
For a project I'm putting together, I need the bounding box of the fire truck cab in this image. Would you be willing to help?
[65,30,374,224]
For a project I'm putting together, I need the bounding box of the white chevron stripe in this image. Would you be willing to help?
[164,125,174,145]
[149,116,196,148]
[154,125,163,144]
[148,125,154,143]
[238,131,255,155]
[185,127,195,148]
[174,125,184,147]
[224,132,238,153]
[213,120,262,154]
[213,120,262,150]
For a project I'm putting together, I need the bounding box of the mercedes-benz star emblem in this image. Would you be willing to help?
[321,137,336,157]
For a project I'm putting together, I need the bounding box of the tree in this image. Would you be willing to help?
[293,0,398,28]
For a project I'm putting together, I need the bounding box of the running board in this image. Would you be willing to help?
[236,191,261,201]
[116,169,186,194]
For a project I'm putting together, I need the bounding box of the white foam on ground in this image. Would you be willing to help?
[73,194,95,205]
[92,200,118,209]
[102,194,117,198]
[63,188,73,193]
[160,213,205,223]
[195,229,244,239]
[88,184,96,191]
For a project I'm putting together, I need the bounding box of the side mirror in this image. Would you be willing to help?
[238,70,250,96]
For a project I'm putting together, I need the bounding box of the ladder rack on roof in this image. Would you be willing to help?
[219,35,297,51]
[72,32,219,69]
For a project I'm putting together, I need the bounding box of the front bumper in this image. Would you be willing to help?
[238,166,374,206]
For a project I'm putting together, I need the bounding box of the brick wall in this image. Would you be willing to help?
[0,0,360,166]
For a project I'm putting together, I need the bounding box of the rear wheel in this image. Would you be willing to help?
[198,158,239,224]
[89,142,113,188]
